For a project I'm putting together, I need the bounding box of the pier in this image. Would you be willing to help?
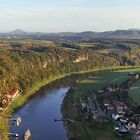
[11,116,22,126]
[7,132,19,137]
[54,118,75,123]
[0,115,21,139]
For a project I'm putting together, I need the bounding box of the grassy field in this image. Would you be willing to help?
[75,70,138,99]
[128,79,140,106]
[78,71,130,91]
[68,122,131,140]
[78,42,95,48]
[62,69,140,140]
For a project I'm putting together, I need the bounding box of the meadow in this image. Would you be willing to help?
[128,79,140,106]
[62,69,140,140]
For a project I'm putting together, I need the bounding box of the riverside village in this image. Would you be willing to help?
[64,72,140,140]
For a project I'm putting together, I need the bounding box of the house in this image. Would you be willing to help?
[6,89,19,99]
[116,103,128,114]
[127,121,137,130]
[119,117,129,124]
[2,96,10,106]
[103,99,110,107]
[107,86,116,93]
[98,90,104,94]
[112,113,124,121]
[80,102,86,109]
[129,72,136,76]
[0,107,4,112]
[107,104,114,110]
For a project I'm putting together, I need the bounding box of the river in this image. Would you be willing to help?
[9,73,95,140]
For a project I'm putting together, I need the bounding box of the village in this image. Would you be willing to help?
[0,89,20,112]
[78,72,140,140]
[0,88,32,140]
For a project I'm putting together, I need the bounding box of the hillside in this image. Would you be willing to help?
[0,45,121,108]
[2,29,140,40]
[0,38,140,109]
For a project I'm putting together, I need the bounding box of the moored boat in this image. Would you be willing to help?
[24,129,31,140]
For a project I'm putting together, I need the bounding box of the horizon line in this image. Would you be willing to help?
[1,28,140,34]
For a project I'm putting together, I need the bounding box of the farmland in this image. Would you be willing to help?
[129,79,140,106]
[62,69,140,140]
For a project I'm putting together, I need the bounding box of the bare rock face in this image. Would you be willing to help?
[73,54,88,63]
[42,61,48,68]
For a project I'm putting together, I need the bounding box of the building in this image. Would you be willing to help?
[116,103,128,114]
[6,89,19,100]
[2,96,10,107]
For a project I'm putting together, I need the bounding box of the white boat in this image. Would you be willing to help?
[24,129,31,140]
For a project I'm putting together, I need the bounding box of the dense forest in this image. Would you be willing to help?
[0,39,140,108]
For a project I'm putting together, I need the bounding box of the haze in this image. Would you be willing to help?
[0,0,140,32]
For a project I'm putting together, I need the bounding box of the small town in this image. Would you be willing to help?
[0,89,20,112]
[78,72,140,140]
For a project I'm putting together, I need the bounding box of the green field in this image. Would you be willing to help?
[128,79,140,106]
[78,42,95,48]
[67,122,131,140]
[78,71,130,92]
[76,69,139,99]
[62,69,140,140]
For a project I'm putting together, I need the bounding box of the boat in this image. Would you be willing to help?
[24,129,31,140]
[7,132,19,137]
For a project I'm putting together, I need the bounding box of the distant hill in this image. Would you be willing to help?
[38,29,140,40]
[9,29,27,35]
[1,29,140,40]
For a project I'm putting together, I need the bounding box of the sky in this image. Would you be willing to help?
[0,0,140,32]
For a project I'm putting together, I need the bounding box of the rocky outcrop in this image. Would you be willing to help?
[73,54,88,63]
[42,61,48,68]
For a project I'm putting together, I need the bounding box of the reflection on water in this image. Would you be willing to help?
[10,72,97,140]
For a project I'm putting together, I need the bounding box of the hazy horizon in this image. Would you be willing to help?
[2,28,140,34]
[1,0,140,32]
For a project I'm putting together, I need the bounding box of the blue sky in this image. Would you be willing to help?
[0,0,140,32]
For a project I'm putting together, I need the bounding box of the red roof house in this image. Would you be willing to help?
[6,89,19,99]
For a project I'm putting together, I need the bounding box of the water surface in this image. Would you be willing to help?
[10,73,95,140]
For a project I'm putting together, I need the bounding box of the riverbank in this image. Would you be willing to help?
[2,74,70,115]
[0,74,72,140]
[0,66,140,140]
[61,69,140,140]
[1,66,138,116]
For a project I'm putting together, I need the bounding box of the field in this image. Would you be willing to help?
[128,79,140,106]
[78,71,130,92]
[0,39,56,50]
[75,69,140,99]
[62,69,140,140]
[67,122,131,140]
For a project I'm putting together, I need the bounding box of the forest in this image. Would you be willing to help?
[0,39,140,108]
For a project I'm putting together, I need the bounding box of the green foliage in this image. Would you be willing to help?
[62,71,135,140]
[0,39,140,106]
[128,79,140,106]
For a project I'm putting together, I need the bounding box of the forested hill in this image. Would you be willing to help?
[0,47,118,96]
[0,39,140,107]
